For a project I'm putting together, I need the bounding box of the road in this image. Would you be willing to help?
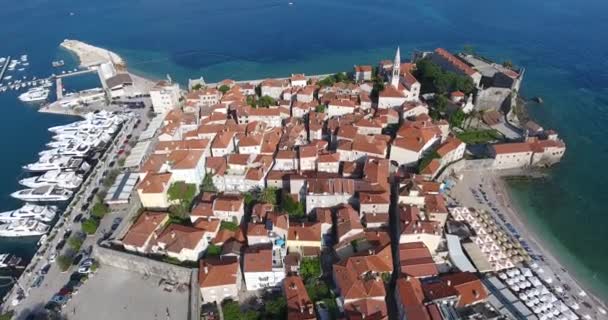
[5,104,152,319]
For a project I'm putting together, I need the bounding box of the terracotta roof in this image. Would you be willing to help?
[191,202,213,218]
[122,212,168,248]
[492,142,532,154]
[299,145,318,158]
[288,222,321,242]
[440,272,488,307]
[284,275,316,319]
[140,154,169,173]
[138,173,171,194]
[291,74,307,81]
[434,48,477,76]
[306,178,355,195]
[396,277,431,320]
[354,65,372,72]
[328,98,356,108]
[344,299,388,320]
[199,257,240,288]
[336,205,363,239]
[168,149,204,170]
[399,242,438,278]
[155,224,205,253]
[317,152,340,163]
[213,195,243,212]
[436,137,464,157]
[212,131,235,149]
[420,159,440,176]
[380,85,405,98]
[243,246,272,272]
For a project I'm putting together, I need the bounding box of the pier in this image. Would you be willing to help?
[56,78,63,100]
[0,56,11,82]
[54,68,95,79]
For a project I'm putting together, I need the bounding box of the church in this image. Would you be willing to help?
[378,47,421,109]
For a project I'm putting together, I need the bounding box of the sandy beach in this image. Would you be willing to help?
[447,169,608,320]
[60,39,125,68]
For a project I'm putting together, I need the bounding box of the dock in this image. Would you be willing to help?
[0,56,11,82]
[54,68,95,79]
[56,78,63,100]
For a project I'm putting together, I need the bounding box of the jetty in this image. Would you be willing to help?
[0,56,11,82]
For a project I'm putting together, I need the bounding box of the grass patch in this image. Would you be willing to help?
[220,221,239,231]
[456,129,502,144]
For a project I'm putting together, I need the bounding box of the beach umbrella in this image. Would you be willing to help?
[545,277,553,284]
[519,293,528,301]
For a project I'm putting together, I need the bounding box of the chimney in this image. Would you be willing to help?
[171,231,176,239]
[446,279,452,287]
[473,289,480,299]
[204,266,208,274]
[295,231,299,240]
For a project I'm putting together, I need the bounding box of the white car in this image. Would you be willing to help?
[49,251,57,263]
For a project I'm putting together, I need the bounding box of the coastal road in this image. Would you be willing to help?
[5,113,143,319]
[447,170,608,320]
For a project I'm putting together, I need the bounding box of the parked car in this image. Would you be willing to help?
[55,240,66,251]
[111,217,123,231]
[32,275,44,288]
[81,203,90,212]
[63,229,72,239]
[49,251,57,263]
[72,213,83,223]
[40,264,51,275]
[50,294,69,305]
[72,254,83,266]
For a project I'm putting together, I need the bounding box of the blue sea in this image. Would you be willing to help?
[1,0,608,301]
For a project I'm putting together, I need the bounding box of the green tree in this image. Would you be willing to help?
[306,281,331,302]
[257,95,276,108]
[281,193,305,219]
[315,104,326,113]
[191,84,203,90]
[502,60,514,69]
[220,220,239,231]
[222,300,260,320]
[299,257,321,283]
[167,182,197,217]
[264,297,286,319]
[260,187,279,205]
[205,244,222,257]
[417,151,440,173]
[218,85,230,94]
[91,202,109,219]
[57,255,72,272]
[246,95,257,107]
[201,174,217,193]
[102,169,120,188]
[68,236,84,251]
[449,109,467,128]
[414,59,475,95]
[81,218,100,235]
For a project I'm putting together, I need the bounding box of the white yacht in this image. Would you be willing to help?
[23,155,87,172]
[0,219,50,237]
[19,170,83,189]
[0,254,22,268]
[18,87,50,103]
[0,204,57,223]
[38,143,92,157]
[11,185,73,202]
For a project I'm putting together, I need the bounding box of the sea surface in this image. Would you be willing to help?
[1,0,608,301]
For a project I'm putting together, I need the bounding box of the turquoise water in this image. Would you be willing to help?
[1,0,608,302]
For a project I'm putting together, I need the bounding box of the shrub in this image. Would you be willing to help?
[57,255,72,272]
[81,218,100,235]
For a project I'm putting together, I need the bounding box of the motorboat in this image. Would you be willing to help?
[11,185,73,202]
[0,219,50,237]
[39,143,92,157]
[0,204,57,223]
[23,155,88,173]
[19,170,83,189]
[0,254,22,268]
[18,87,50,103]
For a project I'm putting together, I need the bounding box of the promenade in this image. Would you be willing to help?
[447,170,608,320]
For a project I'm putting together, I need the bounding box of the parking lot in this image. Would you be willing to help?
[65,266,189,320]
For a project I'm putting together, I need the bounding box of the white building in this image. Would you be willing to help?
[150,80,181,114]
[243,247,285,291]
